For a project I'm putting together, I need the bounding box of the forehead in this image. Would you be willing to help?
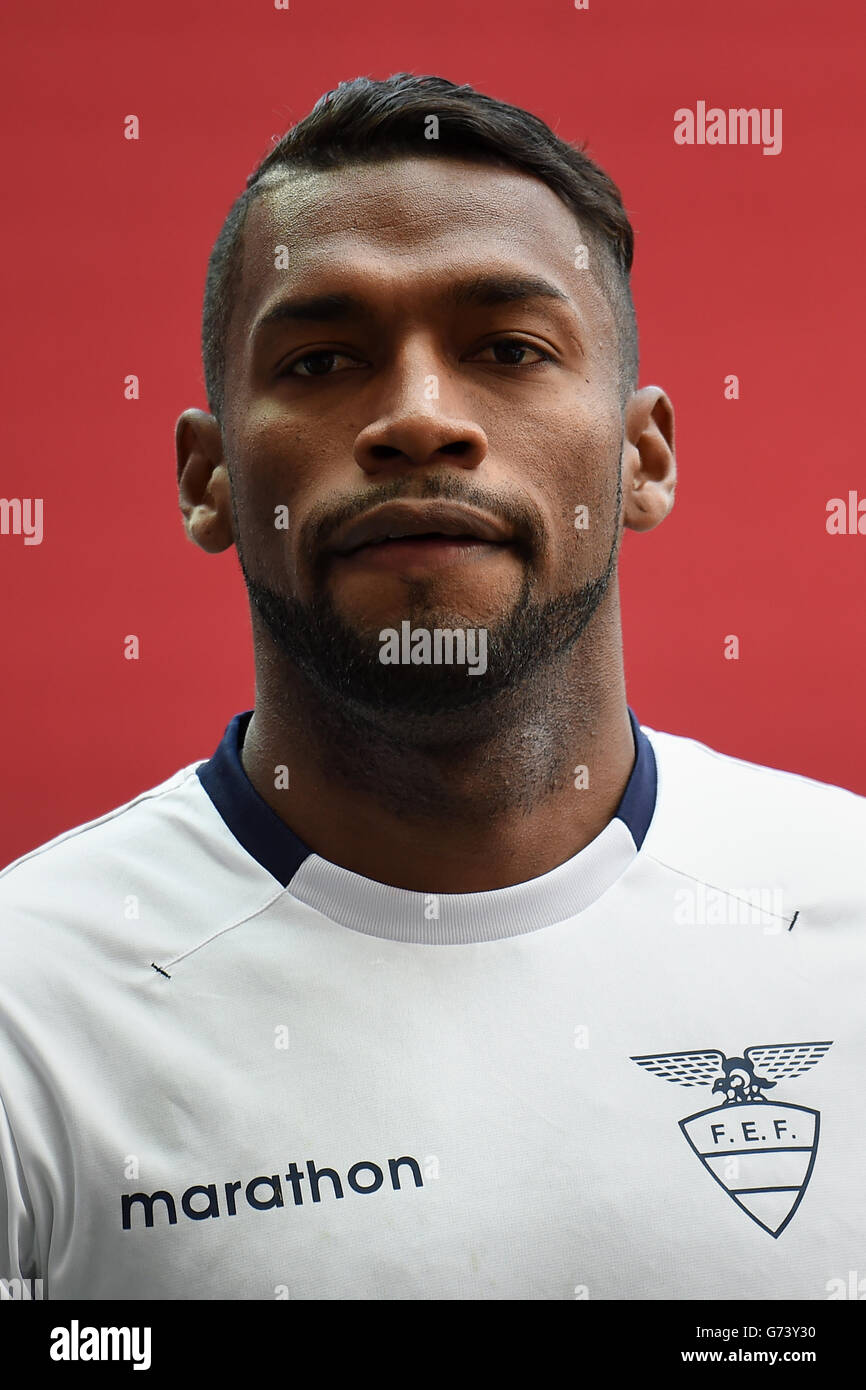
[231,156,616,344]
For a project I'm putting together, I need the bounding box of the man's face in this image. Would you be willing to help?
[219,155,627,718]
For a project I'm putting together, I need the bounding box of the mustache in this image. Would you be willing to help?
[304,474,546,567]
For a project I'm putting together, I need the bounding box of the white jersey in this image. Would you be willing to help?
[1,708,864,1301]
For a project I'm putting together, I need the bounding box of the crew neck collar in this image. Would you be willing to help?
[196,706,657,943]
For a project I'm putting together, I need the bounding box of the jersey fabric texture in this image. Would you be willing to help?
[0,708,864,1301]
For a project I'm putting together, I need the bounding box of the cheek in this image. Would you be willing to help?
[235,467,293,550]
[547,486,617,586]
[227,434,309,587]
[519,422,621,578]
[233,409,325,510]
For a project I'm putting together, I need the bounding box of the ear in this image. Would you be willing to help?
[175,409,235,554]
[620,386,676,533]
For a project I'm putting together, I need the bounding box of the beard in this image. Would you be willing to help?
[237,478,622,727]
[229,429,624,733]
[242,561,616,719]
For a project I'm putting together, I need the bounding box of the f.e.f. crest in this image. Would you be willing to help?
[631,1042,832,1237]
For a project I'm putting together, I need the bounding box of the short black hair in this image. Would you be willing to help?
[201,73,639,425]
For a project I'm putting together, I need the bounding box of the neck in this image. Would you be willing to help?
[240,605,635,893]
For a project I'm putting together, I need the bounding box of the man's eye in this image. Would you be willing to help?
[472,339,553,367]
[280,350,360,377]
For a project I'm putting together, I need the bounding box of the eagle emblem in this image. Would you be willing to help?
[631,1042,832,1236]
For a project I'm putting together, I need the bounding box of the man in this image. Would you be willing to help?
[1,73,864,1302]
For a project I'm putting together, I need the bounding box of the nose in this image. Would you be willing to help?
[352,346,488,476]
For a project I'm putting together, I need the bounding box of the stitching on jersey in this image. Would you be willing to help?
[642,851,800,929]
[148,883,289,974]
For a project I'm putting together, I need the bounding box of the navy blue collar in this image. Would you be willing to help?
[197,706,657,890]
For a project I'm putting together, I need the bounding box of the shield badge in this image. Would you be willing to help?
[631,1042,832,1237]
[679,1100,820,1236]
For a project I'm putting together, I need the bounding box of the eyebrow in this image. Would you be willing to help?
[251,273,573,340]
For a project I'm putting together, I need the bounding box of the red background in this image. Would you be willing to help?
[1,0,864,867]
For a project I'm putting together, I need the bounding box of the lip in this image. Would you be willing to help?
[330,534,503,573]
[327,501,515,556]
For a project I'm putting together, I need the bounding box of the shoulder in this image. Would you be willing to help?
[0,761,207,894]
[643,721,866,826]
[639,722,866,923]
[0,763,213,969]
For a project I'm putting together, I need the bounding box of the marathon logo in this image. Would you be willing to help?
[121,1155,424,1230]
